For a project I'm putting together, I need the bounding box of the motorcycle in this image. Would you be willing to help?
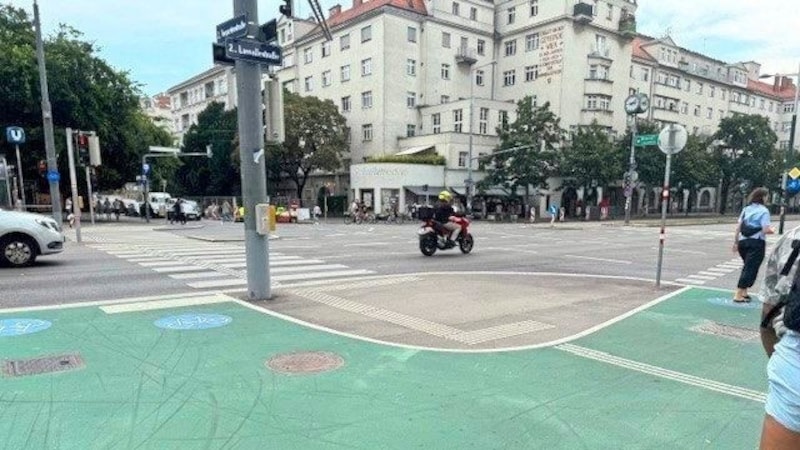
[417,214,474,256]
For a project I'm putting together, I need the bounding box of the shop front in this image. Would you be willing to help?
[350,163,445,214]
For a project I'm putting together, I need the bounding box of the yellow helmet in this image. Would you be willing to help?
[438,190,453,201]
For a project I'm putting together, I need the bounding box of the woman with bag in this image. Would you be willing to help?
[733,187,774,302]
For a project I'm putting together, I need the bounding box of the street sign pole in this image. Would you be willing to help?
[85,166,95,225]
[65,128,81,243]
[624,115,637,225]
[232,0,271,300]
[655,124,688,287]
[14,144,24,210]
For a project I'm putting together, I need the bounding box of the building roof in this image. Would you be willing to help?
[748,79,797,102]
[326,0,427,29]
[631,37,656,62]
[166,66,227,94]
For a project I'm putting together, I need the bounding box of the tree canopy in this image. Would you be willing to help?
[561,121,622,193]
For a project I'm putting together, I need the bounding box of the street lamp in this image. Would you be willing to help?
[467,60,496,214]
[760,64,800,234]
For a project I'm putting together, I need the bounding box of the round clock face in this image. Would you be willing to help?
[624,95,640,114]
[637,94,650,112]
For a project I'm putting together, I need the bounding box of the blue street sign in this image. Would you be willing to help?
[5,126,25,145]
[46,170,60,182]
[224,38,282,65]
[787,178,800,195]
[216,14,248,43]
[142,163,150,174]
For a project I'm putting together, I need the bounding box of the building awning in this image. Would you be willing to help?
[405,186,445,196]
[395,145,434,156]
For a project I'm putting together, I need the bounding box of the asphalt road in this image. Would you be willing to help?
[3,217,798,308]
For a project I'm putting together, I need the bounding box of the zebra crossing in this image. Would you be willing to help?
[675,258,743,286]
[84,230,374,290]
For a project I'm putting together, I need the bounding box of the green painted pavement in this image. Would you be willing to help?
[0,288,767,449]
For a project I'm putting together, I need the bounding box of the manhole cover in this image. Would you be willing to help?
[3,353,84,377]
[690,321,759,342]
[266,351,344,375]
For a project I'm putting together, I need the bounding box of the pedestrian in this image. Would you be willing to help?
[113,198,122,221]
[171,198,181,225]
[757,226,800,448]
[103,198,112,221]
[733,187,774,302]
[313,204,322,223]
[178,199,187,225]
[529,205,536,223]
[548,203,558,227]
[221,201,232,223]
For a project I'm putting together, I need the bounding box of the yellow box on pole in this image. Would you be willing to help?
[269,205,276,232]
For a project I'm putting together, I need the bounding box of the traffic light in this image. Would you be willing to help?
[76,132,89,166]
[279,0,292,18]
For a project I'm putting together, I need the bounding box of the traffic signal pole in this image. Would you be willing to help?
[233,0,271,300]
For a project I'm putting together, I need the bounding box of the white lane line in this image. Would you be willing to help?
[128,257,172,263]
[698,271,724,277]
[557,344,766,403]
[270,259,326,266]
[272,269,374,282]
[706,268,735,274]
[138,261,189,267]
[169,271,229,280]
[271,264,349,274]
[675,278,707,285]
[683,274,717,281]
[187,279,247,289]
[100,294,231,314]
[564,255,632,265]
[152,266,208,273]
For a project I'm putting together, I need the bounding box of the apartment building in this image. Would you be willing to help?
[165,66,237,144]
[140,93,174,137]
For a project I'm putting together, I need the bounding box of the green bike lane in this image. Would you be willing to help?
[0,287,767,449]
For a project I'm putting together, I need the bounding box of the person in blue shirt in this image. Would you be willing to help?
[733,187,774,302]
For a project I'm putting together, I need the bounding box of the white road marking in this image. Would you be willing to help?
[675,278,707,285]
[100,294,231,314]
[187,269,375,289]
[152,266,208,273]
[650,247,707,255]
[138,261,189,267]
[271,264,349,274]
[564,255,632,264]
[706,267,735,274]
[698,271,724,277]
[683,274,717,281]
[169,271,229,280]
[344,242,392,247]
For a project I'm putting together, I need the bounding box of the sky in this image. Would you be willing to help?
[5,0,799,96]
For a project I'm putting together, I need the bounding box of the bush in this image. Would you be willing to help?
[365,154,446,165]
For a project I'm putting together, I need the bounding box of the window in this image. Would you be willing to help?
[696,82,703,95]
[606,3,613,20]
[341,96,351,112]
[441,64,450,80]
[503,70,516,86]
[452,2,460,15]
[504,40,517,56]
[441,95,450,103]
[304,47,313,64]
[304,76,313,92]
[362,124,373,142]
[499,110,508,129]
[530,0,538,16]
[706,107,713,119]
[460,37,468,51]
[407,59,416,76]
[407,92,416,108]
[407,124,416,137]
[361,91,373,109]
[785,103,795,113]
[322,70,331,87]
[507,6,516,24]
[525,33,540,51]
[719,109,725,119]
[684,79,691,92]
[595,34,607,54]
[476,69,484,86]
[479,107,489,134]
[693,105,700,116]
[341,65,351,82]
[641,68,649,82]
[585,95,611,110]
[780,141,791,150]
[442,32,451,48]
[588,64,608,80]
[453,109,463,132]
[681,102,688,114]
[458,151,468,167]
[477,39,485,55]
[321,41,331,58]
[407,27,417,43]
[525,65,539,82]
[361,25,372,42]
[709,86,715,98]
[361,58,372,76]
[470,6,477,20]
[340,34,350,51]
[530,95,538,108]
[432,113,441,134]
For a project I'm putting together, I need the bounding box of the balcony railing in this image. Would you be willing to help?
[573,2,594,23]
[455,47,477,65]
[619,15,636,37]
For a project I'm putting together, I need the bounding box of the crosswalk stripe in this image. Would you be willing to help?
[675,278,707,285]
[271,264,348,274]
[138,261,189,267]
[169,271,230,280]
[152,266,208,273]
[683,274,716,280]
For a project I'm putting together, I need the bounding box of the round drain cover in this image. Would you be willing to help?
[266,351,344,375]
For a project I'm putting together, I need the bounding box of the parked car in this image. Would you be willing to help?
[0,209,65,267]
[166,199,202,221]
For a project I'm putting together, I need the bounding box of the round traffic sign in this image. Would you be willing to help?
[658,124,688,155]
[46,170,60,182]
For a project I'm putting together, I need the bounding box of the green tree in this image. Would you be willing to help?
[561,121,622,197]
[713,114,780,213]
[0,5,171,200]
[176,102,238,196]
[479,98,563,196]
[266,91,348,204]
[670,135,719,213]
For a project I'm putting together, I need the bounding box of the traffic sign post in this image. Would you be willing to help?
[655,124,688,287]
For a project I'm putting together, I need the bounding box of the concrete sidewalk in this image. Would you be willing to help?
[0,274,769,449]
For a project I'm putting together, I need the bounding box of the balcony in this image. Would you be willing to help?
[619,15,636,38]
[588,47,612,61]
[573,2,594,24]
[584,78,614,96]
[455,47,477,66]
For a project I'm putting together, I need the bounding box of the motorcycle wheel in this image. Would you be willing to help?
[419,235,437,256]
[459,233,474,254]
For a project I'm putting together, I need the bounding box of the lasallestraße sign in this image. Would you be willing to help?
[216,15,248,43]
[224,39,282,65]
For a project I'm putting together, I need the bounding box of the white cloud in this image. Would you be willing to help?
[637,0,800,76]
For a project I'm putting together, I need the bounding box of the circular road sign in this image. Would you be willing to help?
[658,124,688,155]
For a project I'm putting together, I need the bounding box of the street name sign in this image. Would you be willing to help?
[635,134,658,147]
[224,39,282,65]
[216,15,248,42]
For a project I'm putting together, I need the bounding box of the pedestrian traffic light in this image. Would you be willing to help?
[76,132,89,166]
[279,0,292,18]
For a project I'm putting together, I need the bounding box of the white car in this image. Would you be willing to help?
[0,209,65,267]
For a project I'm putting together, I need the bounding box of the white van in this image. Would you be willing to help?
[147,192,172,218]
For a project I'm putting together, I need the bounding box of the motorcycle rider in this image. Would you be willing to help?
[433,191,460,246]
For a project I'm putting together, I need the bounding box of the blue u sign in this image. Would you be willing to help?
[5,126,25,145]
[788,179,800,196]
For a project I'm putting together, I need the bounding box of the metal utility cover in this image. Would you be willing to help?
[3,353,85,377]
